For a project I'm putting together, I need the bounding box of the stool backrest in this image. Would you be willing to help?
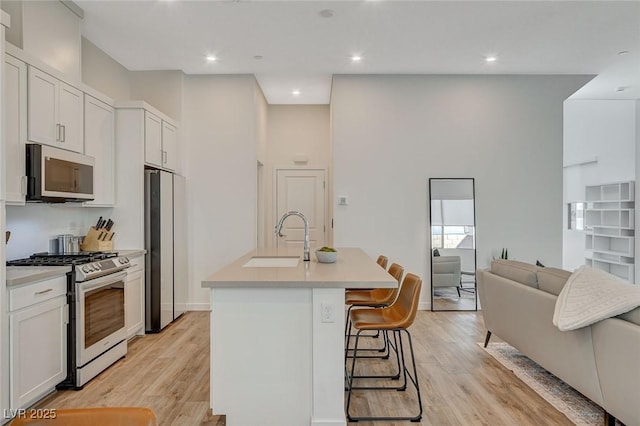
[376,255,389,269]
[387,263,404,283]
[9,407,157,426]
[371,263,404,302]
[390,273,422,328]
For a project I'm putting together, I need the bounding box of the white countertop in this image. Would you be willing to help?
[6,266,71,287]
[202,247,396,289]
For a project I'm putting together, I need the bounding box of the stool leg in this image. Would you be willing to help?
[402,328,423,421]
[345,328,423,422]
[345,331,362,420]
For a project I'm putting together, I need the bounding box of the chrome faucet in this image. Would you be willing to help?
[275,211,310,261]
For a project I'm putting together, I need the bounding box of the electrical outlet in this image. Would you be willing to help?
[321,303,335,323]
[338,196,348,206]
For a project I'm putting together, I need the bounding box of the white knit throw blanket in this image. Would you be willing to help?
[553,265,640,331]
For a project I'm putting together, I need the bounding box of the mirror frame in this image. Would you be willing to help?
[429,178,478,311]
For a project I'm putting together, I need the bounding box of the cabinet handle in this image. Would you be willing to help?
[35,288,53,295]
[162,151,167,164]
[61,125,66,142]
[56,124,61,141]
[21,176,27,195]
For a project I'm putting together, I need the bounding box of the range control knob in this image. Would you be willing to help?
[82,265,91,273]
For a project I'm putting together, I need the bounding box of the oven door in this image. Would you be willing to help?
[76,271,127,367]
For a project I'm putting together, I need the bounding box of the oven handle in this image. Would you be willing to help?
[78,271,128,292]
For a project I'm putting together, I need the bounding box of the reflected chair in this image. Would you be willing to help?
[432,255,462,297]
[10,407,157,426]
[345,273,423,422]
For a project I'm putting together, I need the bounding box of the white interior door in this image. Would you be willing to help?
[276,169,326,249]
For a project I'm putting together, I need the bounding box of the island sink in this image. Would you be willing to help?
[242,256,300,268]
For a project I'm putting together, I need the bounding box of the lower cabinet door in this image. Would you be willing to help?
[9,297,68,409]
[125,269,145,338]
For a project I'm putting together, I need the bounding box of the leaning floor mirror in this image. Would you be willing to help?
[429,178,478,311]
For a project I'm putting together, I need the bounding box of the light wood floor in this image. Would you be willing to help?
[37,310,577,425]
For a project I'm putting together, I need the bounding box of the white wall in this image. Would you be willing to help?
[5,204,113,260]
[81,37,130,100]
[129,71,184,122]
[562,100,637,271]
[22,0,81,80]
[331,74,591,308]
[265,105,331,247]
[182,75,258,308]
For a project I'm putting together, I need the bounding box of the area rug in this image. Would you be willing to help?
[481,342,603,426]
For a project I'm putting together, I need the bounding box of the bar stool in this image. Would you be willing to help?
[345,273,423,422]
[345,263,404,357]
[10,407,157,426]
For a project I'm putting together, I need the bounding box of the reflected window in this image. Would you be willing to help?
[431,225,475,249]
[568,202,587,230]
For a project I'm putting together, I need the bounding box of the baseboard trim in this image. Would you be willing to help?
[419,302,430,311]
[310,418,347,426]
[186,303,211,311]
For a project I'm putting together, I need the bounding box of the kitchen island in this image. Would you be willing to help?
[201,247,396,426]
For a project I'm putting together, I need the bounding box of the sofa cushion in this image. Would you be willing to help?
[538,267,571,296]
[490,259,540,288]
[618,306,640,326]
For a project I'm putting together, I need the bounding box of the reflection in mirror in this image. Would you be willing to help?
[429,178,477,311]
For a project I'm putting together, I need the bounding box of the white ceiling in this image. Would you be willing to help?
[75,0,640,104]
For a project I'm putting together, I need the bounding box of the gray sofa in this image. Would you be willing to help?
[477,259,640,426]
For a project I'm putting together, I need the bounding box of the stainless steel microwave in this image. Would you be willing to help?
[26,144,95,202]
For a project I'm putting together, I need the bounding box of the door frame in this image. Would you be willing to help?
[272,166,329,249]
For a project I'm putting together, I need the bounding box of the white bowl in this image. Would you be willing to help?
[315,250,337,263]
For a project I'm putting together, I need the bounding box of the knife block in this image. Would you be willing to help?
[81,227,114,252]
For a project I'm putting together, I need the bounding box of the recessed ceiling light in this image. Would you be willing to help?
[253,55,263,60]
[319,9,335,18]
[618,50,630,56]
[351,55,362,62]
[615,86,631,92]
[485,56,497,63]
[292,90,301,96]
[206,55,217,62]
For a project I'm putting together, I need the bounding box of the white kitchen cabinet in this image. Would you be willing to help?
[144,110,178,171]
[8,277,68,410]
[27,66,84,153]
[162,121,177,171]
[144,111,163,168]
[125,256,145,339]
[4,54,28,204]
[83,95,115,207]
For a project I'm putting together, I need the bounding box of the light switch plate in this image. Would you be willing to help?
[338,196,348,206]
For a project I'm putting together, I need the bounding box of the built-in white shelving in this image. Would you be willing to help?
[584,181,635,282]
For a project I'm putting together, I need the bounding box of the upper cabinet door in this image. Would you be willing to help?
[144,111,162,167]
[27,66,84,153]
[5,55,28,204]
[58,82,84,153]
[27,66,58,146]
[162,121,177,171]
[84,95,115,207]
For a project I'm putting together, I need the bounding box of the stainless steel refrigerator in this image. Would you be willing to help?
[144,169,187,332]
